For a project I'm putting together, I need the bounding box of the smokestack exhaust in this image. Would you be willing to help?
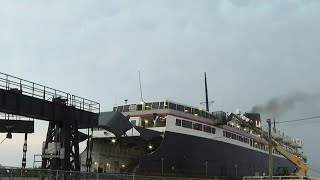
[250,91,319,117]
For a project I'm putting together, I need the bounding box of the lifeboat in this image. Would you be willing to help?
[271,131,283,141]
[290,140,301,148]
[282,136,291,144]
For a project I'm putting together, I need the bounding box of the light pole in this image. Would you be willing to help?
[235,164,238,178]
[205,161,208,177]
[161,158,164,175]
[267,119,273,180]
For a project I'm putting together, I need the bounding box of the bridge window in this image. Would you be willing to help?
[145,103,152,110]
[198,110,204,118]
[155,117,166,127]
[203,125,211,133]
[239,136,243,142]
[212,127,216,134]
[169,103,177,110]
[231,133,236,140]
[131,120,136,126]
[160,102,165,109]
[164,102,168,108]
[177,104,184,111]
[200,111,204,118]
[182,120,192,129]
[193,109,199,116]
[141,117,154,128]
[152,102,159,109]
[123,105,130,112]
[193,123,202,131]
[137,104,142,111]
[176,119,182,126]
[117,106,123,112]
[226,131,231,138]
[184,106,191,113]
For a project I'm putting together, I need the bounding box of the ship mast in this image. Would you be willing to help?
[201,72,214,111]
[138,71,144,103]
[204,72,209,112]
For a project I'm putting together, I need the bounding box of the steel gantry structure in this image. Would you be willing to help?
[0,72,100,171]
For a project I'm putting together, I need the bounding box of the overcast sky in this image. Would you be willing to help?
[0,0,320,176]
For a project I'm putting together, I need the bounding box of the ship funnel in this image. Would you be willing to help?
[243,113,262,128]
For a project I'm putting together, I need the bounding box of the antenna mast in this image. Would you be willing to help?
[138,71,144,102]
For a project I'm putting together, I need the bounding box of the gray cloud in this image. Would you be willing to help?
[0,0,320,175]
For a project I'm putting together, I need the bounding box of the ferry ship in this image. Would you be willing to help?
[79,100,307,177]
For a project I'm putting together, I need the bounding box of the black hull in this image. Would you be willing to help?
[137,131,295,177]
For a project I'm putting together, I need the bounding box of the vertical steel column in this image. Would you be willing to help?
[72,115,80,171]
[267,119,273,180]
[86,128,90,172]
[61,109,80,171]
[86,128,92,172]
[62,120,70,170]
[42,117,80,171]
[22,133,28,168]
[42,122,55,169]
[89,128,94,170]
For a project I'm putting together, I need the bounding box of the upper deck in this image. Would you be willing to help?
[112,100,226,122]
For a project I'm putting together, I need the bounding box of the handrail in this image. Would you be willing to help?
[72,95,100,113]
[0,72,100,114]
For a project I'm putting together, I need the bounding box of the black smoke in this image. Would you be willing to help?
[251,92,319,116]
